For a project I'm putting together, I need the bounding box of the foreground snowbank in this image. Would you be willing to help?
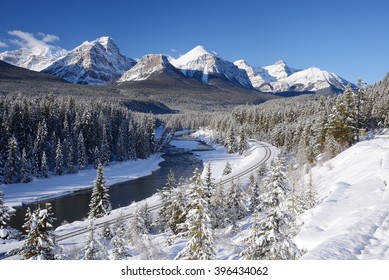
[0,155,164,208]
[295,137,389,259]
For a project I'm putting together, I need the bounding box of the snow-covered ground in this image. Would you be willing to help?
[0,154,164,208]
[295,137,389,259]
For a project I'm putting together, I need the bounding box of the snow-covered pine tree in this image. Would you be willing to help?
[128,205,150,246]
[226,178,247,232]
[88,163,111,219]
[55,139,64,176]
[169,177,188,234]
[4,135,21,183]
[20,148,32,183]
[203,163,214,205]
[238,127,247,155]
[250,157,301,260]
[102,223,113,241]
[40,151,49,178]
[21,203,57,260]
[222,161,232,175]
[77,132,88,170]
[174,168,215,260]
[249,173,261,213]
[305,171,317,209]
[157,169,176,232]
[111,212,129,260]
[226,127,238,154]
[0,190,12,239]
[210,182,227,229]
[82,219,106,260]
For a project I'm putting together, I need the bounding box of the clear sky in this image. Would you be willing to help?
[0,0,388,84]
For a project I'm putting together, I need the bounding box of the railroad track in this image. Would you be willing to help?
[56,140,272,242]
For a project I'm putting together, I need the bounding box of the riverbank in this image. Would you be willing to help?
[0,154,164,209]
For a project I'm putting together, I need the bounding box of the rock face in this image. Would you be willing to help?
[118,54,181,82]
[42,37,135,85]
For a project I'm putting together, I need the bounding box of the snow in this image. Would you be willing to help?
[0,154,164,209]
[295,137,389,259]
[173,45,214,67]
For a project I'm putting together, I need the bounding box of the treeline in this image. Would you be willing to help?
[0,94,157,184]
[162,77,389,165]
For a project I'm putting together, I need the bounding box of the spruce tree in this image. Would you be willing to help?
[249,173,261,213]
[111,212,129,260]
[210,182,227,229]
[203,163,214,205]
[157,169,175,232]
[4,136,21,183]
[77,132,88,170]
[174,168,215,260]
[88,163,111,219]
[40,151,49,178]
[55,139,64,176]
[222,161,232,175]
[169,177,188,234]
[226,178,247,232]
[0,190,12,239]
[20,148,33,183]
[21,203,57,260]
[82,219,105,260]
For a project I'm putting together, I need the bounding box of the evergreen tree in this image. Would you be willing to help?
[226,127,238,153]
[222,161,232,175]
[249,173,261,213]
[157,169,175,232]
[20,148,33,183]
[21,203,57,260]
[238,127,247,155]
[0,190,12,239]
[88,163,111,219]
[203,163,214,205]
[250,157,300,260]
[257,162,267,177]
[40,151,49,178]
[55,139,64,176]
[169,177,188,234]
[174,168,215,260]
[226,178,247,232]
[111,212,129,260]
[4,136,21,183]
[77,132,88,170]
[82,219,105,260]
[210,182,227,229]
[128,205,151,247]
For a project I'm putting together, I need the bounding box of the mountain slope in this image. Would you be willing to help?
[0,45,66,71]
[118,54,182,83]
[171,45,252,89]
[42,37,136,85]
[235,60,350,94]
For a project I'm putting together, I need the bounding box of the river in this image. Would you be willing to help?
[9,138,211,231]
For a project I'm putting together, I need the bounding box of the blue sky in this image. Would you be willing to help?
[0,0,388,84]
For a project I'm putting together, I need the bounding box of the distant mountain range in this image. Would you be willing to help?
[0,37,353,94]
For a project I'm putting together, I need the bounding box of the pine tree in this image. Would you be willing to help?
[82,219,105,260]
[0,190,12,239]
[238,127,247,155]
[203,163,214,205]
[21,203,57,260]
[249,157,301,260]
[128,205,151,246]
[210,182,227,229]
[226,127,238,153]
[174,168,215,260]
[20,148,33,183]
[222,161,232,175]
[249,174,261,213]
[169,177,188,234]
[77,132,88,170]
[55,139,64,176]
[157,169,175,232]
[4,136,21,183]
[111,212,129,260]
[226,178,247,232]
[88,163,111,219]
[40,151,49,178]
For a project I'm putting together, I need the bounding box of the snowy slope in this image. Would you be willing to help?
[171,45,252,88]
[295,137,389,259]
[118,54,180,82]
[235,60,350,93]
[42,37,136,85]
[0,45,67,71]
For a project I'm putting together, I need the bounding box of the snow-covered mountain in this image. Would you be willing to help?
[171,45,252,89]
[118,54,180,83]
[0,45,67,71]
[42,37,136,85]
[235,60,349,93]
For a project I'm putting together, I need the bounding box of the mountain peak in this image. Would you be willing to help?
[274,60,287,66]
